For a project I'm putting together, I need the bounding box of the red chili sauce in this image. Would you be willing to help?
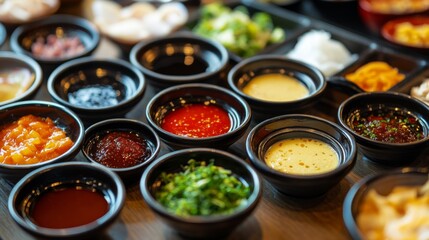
[87,131,151,168]
[31,188,108,229]
[350,109,425,143]
[161,103,231,138]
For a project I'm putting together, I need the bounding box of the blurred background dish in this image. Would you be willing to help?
[0,100,84,182]
[343,168,429,240]
[359,0,429,34]
[0,52,43,106]
[382,15,429,50]
[10,14,100,74]
[8,162,125,239]
[48,57,146,124]
[88,0,188,50]
[0,0,60,26]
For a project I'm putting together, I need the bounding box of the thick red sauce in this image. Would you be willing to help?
[350,109,425,143]
[31,188,109,229]
[88,131,151,168]
[161,104,231,138]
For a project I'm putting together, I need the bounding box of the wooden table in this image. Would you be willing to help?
[2,1,429,239]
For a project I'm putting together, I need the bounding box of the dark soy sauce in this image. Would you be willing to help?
[152,54,209,76]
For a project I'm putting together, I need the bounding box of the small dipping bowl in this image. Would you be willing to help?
[82,119,161,183]
[8,162,125,239]
[0,100,84,182]
[130,33,229,89]
[228,55,326,115]
[343,167,429,240]
[0,22,6,47]
[10,15,100,73]
[246,114,357,197]
[146,83,251,149]
[338,92,429,164]
[48,57,146,123]
[0,52,43,106]
[140,148,261,239]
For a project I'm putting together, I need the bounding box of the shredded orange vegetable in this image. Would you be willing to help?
[344,61,405,92]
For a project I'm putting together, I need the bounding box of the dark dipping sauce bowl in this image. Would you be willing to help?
[337,92,429,164]
[82,119,161,183]
[8,162,125,239]
[228,55,326,116]
[0,52,43,107]
[10,15,100,73]
[130,34,229,89]
[343,167,429,240]
[246,114,357,197]
[140,148,261,239]
[0,100,84,183]
[47,57,146,124]
[146,83,251,149]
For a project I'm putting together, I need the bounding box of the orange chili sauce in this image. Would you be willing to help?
[0,115,74,165]
[161,104,231,138]
[31,188,109,229]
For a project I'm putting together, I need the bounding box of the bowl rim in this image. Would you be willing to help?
[0,22,6,47]
[47,56,146,112]
[337,91,429,147]
[0,52,43,106]
[129,33,229,82]
[0,100,85,170]
[381,15,429,49]
[10,14,100,64]
[227,55,327,105]
[140,147,262,223]
[8,161,126,238]
[358,0,429,15]
[246,114,357,180]
[82,118,161,172]
[343,167,429,240]
[145,83,252,141]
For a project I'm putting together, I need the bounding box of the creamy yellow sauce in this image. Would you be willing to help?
[264,138,339,175]
[242,73,309,102]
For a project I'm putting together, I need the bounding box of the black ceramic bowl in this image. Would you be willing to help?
[343,167,428,240]
[0,52,43,106]
[8,162,126,239]
[47,57,146,123]
[246,114,357,197]
[130,33,229,89]
[0,100,84,182]
[337,92,429,163]
[82,119,161,183]
[146,83,251,149]
[228,55,327,114]
[140,148,261,239]
[10,15,100,73]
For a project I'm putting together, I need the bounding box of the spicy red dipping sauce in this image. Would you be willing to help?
[350,109,425,143]
[161,104,231,138]
[31,188,108,229]
[87,131,151,168]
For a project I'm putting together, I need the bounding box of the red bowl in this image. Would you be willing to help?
[359,0,429,34]
[382,16,429,49]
